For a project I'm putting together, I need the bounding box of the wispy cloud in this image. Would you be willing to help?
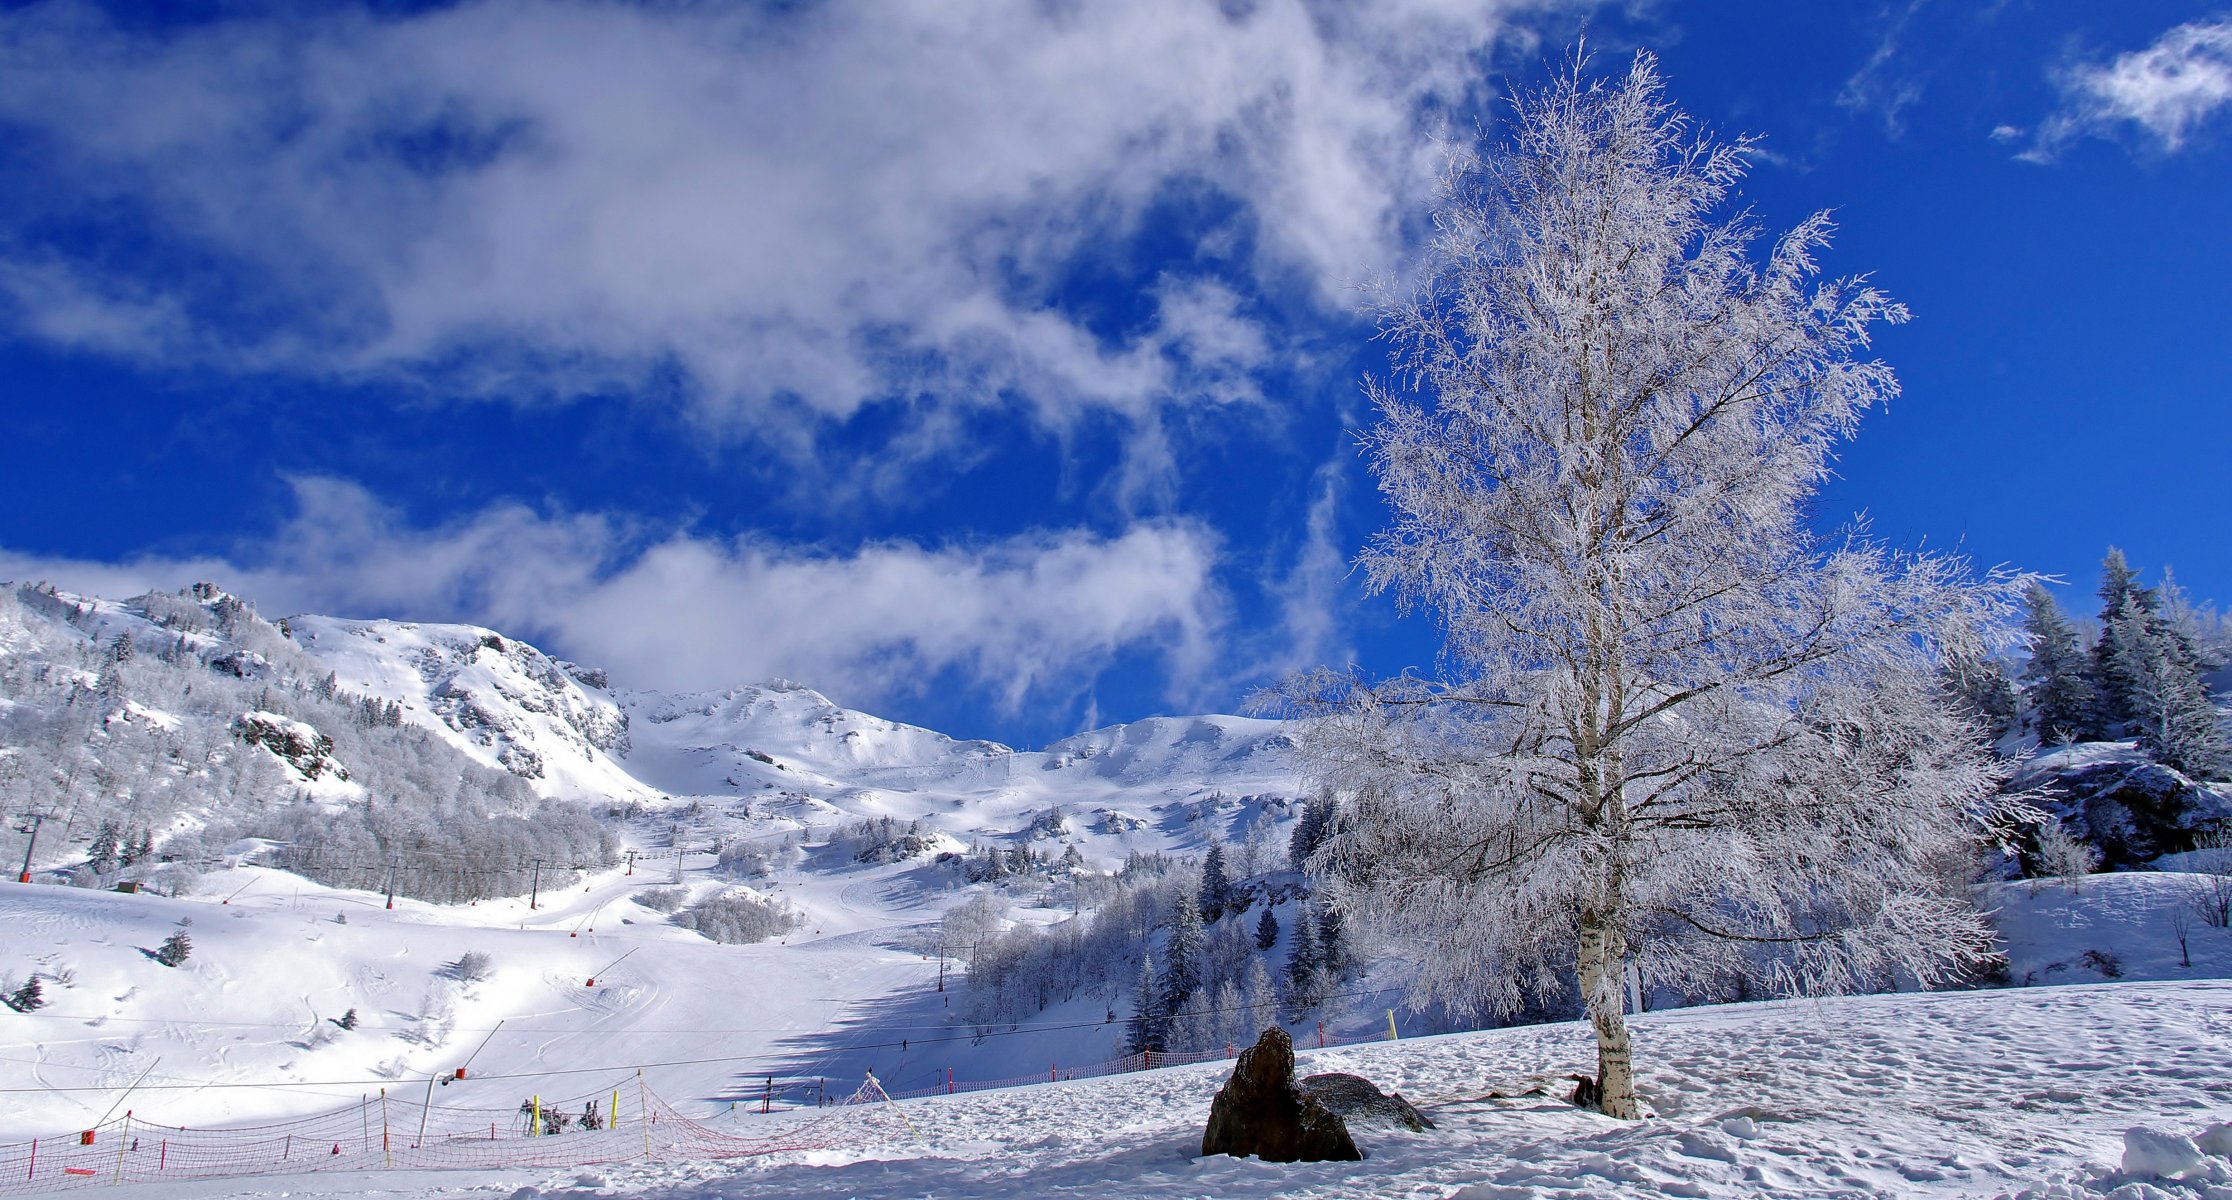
[0,478,1226,718]
[1838,0,1932,138]
[0,0,1557,481]
[2021,17,2232,161]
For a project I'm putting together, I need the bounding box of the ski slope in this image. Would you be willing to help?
[32,979,2232,1200]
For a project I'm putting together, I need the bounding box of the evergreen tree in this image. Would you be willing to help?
[2020,582,2099,743]
[6,975,44,1012]
[2091,549,2160,734]
[1287,792,1338,872]
[2132,637,2231,779]
[1285,902,1321,1005]
[87,821,121,873]
[1316,902,1347,976]
[1126,951,1165,1056]
[1198,841,1230,920]
[154,929,193,967]
[1243,956,1277,1042]
[1213,978,1247,1054]
[1255,905,1280,951]
[1161,886,1205,1017]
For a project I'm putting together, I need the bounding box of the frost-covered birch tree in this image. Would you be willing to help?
[1287,53,2023,1118]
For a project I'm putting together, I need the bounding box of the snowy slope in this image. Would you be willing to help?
[36,979,2232,1200]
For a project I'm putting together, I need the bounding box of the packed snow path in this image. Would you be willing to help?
[48,979,2232,1200]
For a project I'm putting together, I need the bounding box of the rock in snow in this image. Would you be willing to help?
[2122,1126,2206,1179]
[1201,1027,1362,1163]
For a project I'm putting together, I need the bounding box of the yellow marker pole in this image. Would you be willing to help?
[864,1071,921,1142]
[530,1094,539,1138]
[112,1114,128,1183]
[611,1087,620,1136]
[1387,1008,1399,1041]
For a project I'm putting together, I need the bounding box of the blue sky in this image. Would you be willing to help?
[1,1,2226,748]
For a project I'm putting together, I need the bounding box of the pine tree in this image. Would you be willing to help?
[1213,978,1246,1054]
[2091,550,2161,734]
[2021,582,2099,743]
[87,821,121,873]
[1285,903,1321,1006]
[6,975,44,1012]
[154,929,193,967]
[1126,951,1164,1056]
[1161,886,1205,1017]
[1316,902,1347,976]
[337,1007,359,1031]
[1255,905,1280,951]
[1287,792,1338,872]
[1242,956,1277,1043]
[1198,841,1230,920]
[2133,638,2231,780]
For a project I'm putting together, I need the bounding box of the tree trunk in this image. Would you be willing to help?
[1576,908,1639,1119]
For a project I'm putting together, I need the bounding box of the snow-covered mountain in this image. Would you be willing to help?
[286,615,648,803]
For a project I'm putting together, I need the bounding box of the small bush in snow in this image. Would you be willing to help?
[446,951,495,983]
[4,975,44,1012]
[154,930,193,967]
[672,892,801,945]
[2033,821,2100,893]
[336,1007,359,1031]
[634,886,688,914]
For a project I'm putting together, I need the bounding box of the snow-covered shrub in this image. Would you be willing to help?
[2180,830,2232,928]
[672,892,801,944]
[2033,821,2102,892]
[633,886,688,914]
[153,929,192,967]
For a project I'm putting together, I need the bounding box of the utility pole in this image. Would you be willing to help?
[528,858,544,910]
[14,812,49,883]
[623,850,636,877]
[383,855,401,910]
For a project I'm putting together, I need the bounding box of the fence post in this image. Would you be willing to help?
[381,1089,391,1168]
[1316,1021,1324,1048]
[947,1068,954,1095]
[113,1113,127,1183]
[639,1071,652,1163]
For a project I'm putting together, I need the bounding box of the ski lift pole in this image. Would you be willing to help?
[587,948,636,988]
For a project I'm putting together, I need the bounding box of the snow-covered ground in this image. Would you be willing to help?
[39,979,2232,1200]
[9,866,2232,1197]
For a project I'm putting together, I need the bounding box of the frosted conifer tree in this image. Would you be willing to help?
[2020,582,2097,743]
[1199,841,1231,919]
[1161,886,1205,1017]
[1283,52,2021,1117]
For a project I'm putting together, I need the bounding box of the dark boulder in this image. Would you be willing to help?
[1201,1028,1362,1163]
[1300,1072,1436,1132]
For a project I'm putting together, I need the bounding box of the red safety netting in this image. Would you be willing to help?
[0,1074,910,1195]
[0,1024,1395,1194]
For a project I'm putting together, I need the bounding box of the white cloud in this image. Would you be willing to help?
[2025,18,2232,160]
[0,478,1225,716]
[0,0,1555,464]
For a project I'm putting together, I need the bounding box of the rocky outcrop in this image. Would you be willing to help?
[234,711,348,781]
[1299,1072,1435,1132]
[1201,1028,1361,1163]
